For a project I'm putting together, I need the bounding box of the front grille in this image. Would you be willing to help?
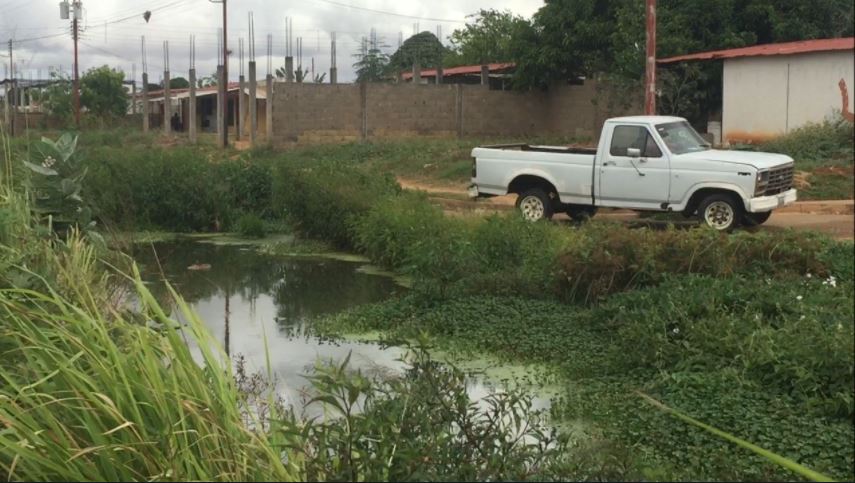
[763,164,794,195]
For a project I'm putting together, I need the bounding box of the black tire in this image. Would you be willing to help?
[743,211,772,226]
[515,188,554,222]
[698,193,744,232]
[566,204,598,222]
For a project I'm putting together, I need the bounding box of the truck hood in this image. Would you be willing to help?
[678,149,793,169]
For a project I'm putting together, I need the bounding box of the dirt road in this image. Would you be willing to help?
[399,178,854,240]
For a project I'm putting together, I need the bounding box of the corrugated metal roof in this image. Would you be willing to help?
[401,62,515,80]
[658,37,854,64]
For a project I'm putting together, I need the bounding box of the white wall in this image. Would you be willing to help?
[722,50,854,144]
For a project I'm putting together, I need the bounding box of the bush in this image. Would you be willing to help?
[236,213,267,238]
[754,117,854,167]
[272,161,399,248]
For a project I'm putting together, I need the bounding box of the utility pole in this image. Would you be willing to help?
[72,1,81,128]
[645,0,657,115]
[222,0,228,147]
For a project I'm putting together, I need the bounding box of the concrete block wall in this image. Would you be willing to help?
[271,79,638,145]
[366,84,457,138]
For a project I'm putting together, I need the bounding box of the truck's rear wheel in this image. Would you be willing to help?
[698,194,743,232]
[516,188,554,222]
[743,211,772,226]
[566,204,598,222]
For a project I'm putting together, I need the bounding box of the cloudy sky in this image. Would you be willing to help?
[1,0,544,84]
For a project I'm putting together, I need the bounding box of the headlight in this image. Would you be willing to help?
[756,171,769,183]
[755,170,769,196]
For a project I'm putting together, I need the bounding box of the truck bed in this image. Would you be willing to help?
[479,143,598,156]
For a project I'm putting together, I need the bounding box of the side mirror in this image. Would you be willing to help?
[626,147,641,158]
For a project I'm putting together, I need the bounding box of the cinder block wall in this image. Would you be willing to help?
[272,80,635,145]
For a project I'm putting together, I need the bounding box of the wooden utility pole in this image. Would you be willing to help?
[644,0,657,115]
[8,39,14,136]
[222,0,228,147]
[72,1,81,128]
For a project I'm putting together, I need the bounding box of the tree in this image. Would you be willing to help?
[353,37,390,83]
[446,10,529,67]
[509,0,855,124]
[80,66,128,119]
[386,31,447,75]
[197,74,218,88]
[168,77,190,89]
[42,72,73,121]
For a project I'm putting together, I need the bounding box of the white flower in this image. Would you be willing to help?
[806,273,812,279]
[838,323,844,331]
[672,327,680,335]
[796,295,803,301]
[41,156,57,169]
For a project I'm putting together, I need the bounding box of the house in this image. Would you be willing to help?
[659,37,855,145]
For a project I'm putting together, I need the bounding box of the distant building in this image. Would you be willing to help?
[659,37,855,145]
[401,63,516,90]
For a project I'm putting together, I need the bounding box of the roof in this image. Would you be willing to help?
[402,62,515,80]
[658,37,854,64]
[142,81,241,99]
[607,115,686,124]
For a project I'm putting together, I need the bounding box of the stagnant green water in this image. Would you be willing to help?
[132,238,553,416]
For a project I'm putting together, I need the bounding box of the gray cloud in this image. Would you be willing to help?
[1,0,543,84]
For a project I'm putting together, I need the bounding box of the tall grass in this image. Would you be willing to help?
[0,267,298,481]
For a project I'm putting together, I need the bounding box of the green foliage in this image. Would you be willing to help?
[236,213,267,238]
[752,117,855,168]
[271,160,399,247]
[353,38,391,83]
[290,342,580,481]
[168,76,190,89]
[446,9,531,66]
[81,144,273,232]
[23,133,96,232]
[42,72,73,122]
[80,65,129,120]
[387,31,447,75]
[510,0,854,123]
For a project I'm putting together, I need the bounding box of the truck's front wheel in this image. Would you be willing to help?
[516,188,554,222]
[698,194,743,232]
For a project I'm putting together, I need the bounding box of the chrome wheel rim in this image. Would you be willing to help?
[520,196,545,221]
[704,201,734,230]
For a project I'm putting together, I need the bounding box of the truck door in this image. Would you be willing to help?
[598,125,670,209]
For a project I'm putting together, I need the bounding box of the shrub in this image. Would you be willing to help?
[236,213,267,238]
[753,117,854,167]
[271,161,399,248]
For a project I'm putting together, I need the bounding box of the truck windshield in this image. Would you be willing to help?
[655,121,711,155]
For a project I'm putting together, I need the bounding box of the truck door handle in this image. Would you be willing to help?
[603,161,616,166]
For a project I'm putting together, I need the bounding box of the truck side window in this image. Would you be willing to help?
[609,126,662,158]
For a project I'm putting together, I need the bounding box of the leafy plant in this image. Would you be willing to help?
[236,213,267,238]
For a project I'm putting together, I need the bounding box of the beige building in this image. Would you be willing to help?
[660,37,854,144]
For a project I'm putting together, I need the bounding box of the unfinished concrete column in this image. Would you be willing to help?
[189,68,197,143]
[285,57,294,83]
[131,81,137,115]
[216,65,225,146]
[142,73,149,133]
[163,70,171,135]
[238,74,246,140]
[412,60,421,85]
[249,61,258,145]
[330,67,337,84]
[3,82,9,128]
[481,65,489,86]
[436,64,444,85]
[265,74,273,142]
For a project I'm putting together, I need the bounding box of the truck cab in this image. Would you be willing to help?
[469,115,797,231]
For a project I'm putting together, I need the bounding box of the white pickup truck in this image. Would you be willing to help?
[469,116,797,231]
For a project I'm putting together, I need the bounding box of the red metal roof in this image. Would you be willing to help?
[401,62,515,80]
[658,37,854,64]
[142,81,241,98]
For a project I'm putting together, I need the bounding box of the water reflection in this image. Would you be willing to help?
[132,239,551,416]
